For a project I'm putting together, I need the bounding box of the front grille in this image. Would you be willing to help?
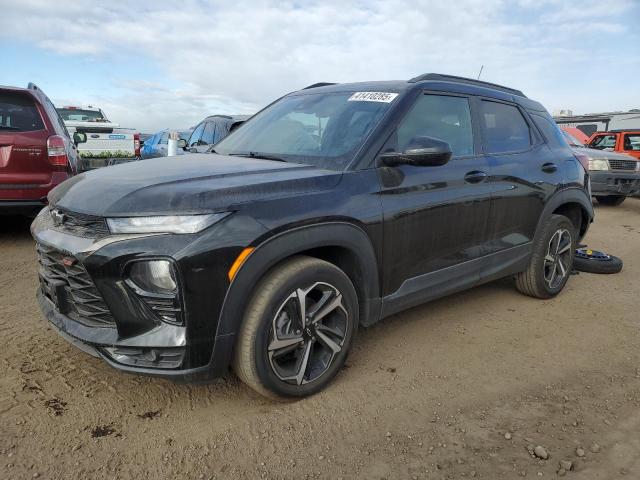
[609,159,638,171]
[36,243,115,327]
[51,208,110,238]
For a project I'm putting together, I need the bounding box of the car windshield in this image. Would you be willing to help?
[213,92,396,170]
[562,130,584,147]
[589,134,616,150]
[57,108,107,122]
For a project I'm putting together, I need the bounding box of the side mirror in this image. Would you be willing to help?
[177,138,187,149]
[381,136,452,167]
[73,132,87,145]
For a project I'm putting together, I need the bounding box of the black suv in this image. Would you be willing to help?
[32,74,593,399]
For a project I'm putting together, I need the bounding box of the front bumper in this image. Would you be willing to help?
[589,170,640,196]
[38,290,233,381]
[30,208,248,382]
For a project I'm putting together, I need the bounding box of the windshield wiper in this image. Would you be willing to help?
[0,125,20,130]
[227,152,287,162]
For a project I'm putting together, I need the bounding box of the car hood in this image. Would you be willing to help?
[48,154,342,217]
[572,146,637,161]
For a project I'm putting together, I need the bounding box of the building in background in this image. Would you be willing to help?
[554,109,640,137]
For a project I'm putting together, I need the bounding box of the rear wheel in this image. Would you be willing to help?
[516,215,576,299]
[233,256,358,400]
[596,195,626,206]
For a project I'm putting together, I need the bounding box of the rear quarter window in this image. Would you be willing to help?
[530,114,567,147]
[0,93,45,132]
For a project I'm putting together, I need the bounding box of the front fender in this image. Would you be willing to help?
[215,221,381,340]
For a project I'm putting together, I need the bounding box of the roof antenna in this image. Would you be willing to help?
[477,65,484,80]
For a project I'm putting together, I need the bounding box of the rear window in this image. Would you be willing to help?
[0,93,45,132]
[57,108,106,122]
[480,101,531,153]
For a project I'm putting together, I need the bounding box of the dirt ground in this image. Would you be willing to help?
[1,200,639,480]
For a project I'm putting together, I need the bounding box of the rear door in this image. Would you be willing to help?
[0,91,53,199]
[479,99,564,258]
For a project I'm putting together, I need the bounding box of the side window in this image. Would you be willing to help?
[213,122,231,144]
[480,101,531,153]
[530,114,566,147]
[200,121,216,145]
[589,134,616,150]
[623,134,640,151]
[188,122,205,147]
[395,94,474,157]
[159,131,169,145]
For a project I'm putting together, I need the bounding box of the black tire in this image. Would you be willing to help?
[596,195,626,206]
[515,214,577,299]
[233,255,358,400]
[573,249,623,274]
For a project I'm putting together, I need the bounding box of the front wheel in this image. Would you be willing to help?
[515,214,577,299]
[596,195,626,206]
[233,256,358,400]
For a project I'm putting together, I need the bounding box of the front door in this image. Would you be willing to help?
[378,93,492,313]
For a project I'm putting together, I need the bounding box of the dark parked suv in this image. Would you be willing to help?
[32,74,593,399]
[1,83,77,215]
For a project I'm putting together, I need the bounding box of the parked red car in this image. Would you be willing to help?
[0,83,77,215]
[560,126,590,145]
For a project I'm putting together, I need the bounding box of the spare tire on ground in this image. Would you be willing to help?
[574,248,623,274]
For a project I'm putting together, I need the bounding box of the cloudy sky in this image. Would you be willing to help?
[1,0,639,133]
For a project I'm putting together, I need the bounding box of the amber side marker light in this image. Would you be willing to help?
[228,247,255,281]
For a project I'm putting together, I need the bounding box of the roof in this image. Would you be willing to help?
[204,114,251,122]
[294,73,531,104]
[408,73,526,97]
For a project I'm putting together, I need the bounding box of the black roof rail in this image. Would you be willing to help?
[408,73,526,98]
[27,82,40,91]
[608,129,640,133]
[303,82,337,90]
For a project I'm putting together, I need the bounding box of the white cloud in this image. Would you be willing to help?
[1,0,638,131]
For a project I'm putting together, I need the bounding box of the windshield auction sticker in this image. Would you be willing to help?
[348,92,399,103]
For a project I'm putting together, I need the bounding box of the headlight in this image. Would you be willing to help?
[129,260,177,294]
[588,159,609,171]
[107,213,229,234]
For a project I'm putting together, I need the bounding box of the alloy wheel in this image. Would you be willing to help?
[267,282,349,386]
[544,228,572,289]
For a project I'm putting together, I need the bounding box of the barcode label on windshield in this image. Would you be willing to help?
[348,92,399,103]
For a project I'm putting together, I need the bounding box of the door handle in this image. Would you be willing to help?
[541,162,558,173]
[464,170,488,184]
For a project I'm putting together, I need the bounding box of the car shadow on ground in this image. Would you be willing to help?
[1,215,34,239]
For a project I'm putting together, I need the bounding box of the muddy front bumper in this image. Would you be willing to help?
[37,290,232,381]
[31,209,234,382]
